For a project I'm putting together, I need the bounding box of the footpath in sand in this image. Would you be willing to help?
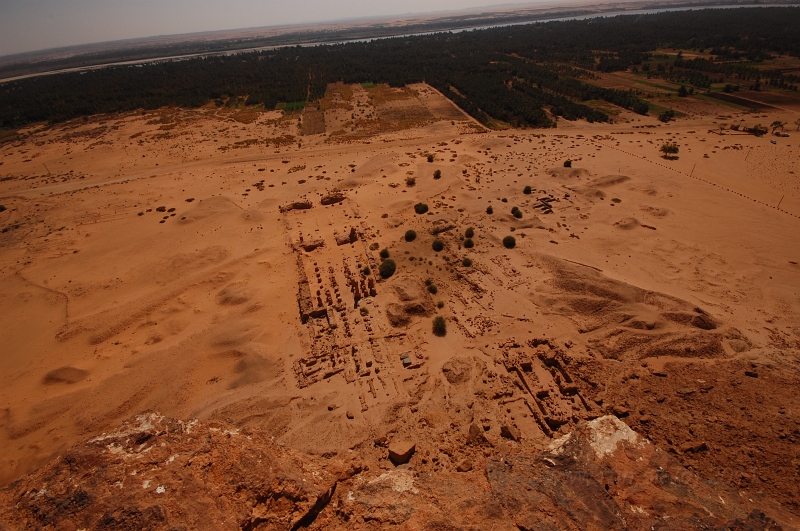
[1,83,799,526]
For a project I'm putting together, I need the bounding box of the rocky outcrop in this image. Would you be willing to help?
[1,415,795,530]
[320,192,346,206]
[384,276,435,328]
[279,199,313,213]
[0,414,358,531]
[486,416,792,531]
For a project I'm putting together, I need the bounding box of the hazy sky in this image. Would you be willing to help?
[0,0,544,56]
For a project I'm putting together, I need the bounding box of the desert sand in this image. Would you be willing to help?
[1,82,799,525]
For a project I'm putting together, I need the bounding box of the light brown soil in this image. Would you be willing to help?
[1,84,799,522]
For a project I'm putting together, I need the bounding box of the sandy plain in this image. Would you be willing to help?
[1,82,799,514]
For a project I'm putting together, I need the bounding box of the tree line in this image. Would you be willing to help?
[1,7,798,129]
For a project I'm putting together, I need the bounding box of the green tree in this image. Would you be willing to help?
[660,143,679,158]
[379,259,396,278]
[432,316,447,336]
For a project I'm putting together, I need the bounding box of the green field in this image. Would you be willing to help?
[277,101,307,111]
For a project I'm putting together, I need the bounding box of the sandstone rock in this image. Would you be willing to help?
[320,192,346,205]
[388,440,416,465]
[500,424,521,442]
[300,238,325,252]
[612,405,629,418]
[466,423,490,447]
[679,441,708,453]
[456,459,473,472]
[279,199,313,213]
[441,357,473,385]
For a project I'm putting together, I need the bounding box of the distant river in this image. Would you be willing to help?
[2,4,798,83]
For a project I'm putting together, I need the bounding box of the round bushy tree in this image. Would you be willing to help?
[465,227,474,238]
[428,284,438,294]
[432,239,444,252]
[463,238,474,248]
[462,257,473,267]
[379,259,396,278]
[564,160,572,168]
[486,206,493,214]
[414,203,429,214]
[523,185,532,195]
[433,169,442,179]
[405,230,417,242]
[503,235,516,249]
[379,248,390,259]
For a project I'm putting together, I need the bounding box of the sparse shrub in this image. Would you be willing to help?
[433,169,442,179]
[463,238,474,248]
[406,176,416,187]
[359,306,369,316]
[503,235,516,249]
[428,284,438,294]
[405,230,417,242]
[465,227,474,238]
[362,266,371,275]
[156,206,166,212]
[432,239,444,252]
[486,206,493,214]
[462,257,473,267]
[379,248,390,259]
[379,259,396,278]
[501,198,508,203]
[564,160,572,168]
[437,300,445,308]
[660,143,680,158]
[523,185,532,195]
[658,109,675,123]
[513,209,522,219]
[414,203,429,214]
[425,278,432,286]
[432,316,447,336]
[427,154,434,162]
